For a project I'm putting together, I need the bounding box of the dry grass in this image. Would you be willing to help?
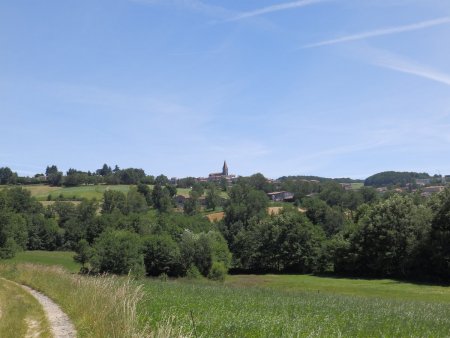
[206,211,225,222]
[0,264,190,338]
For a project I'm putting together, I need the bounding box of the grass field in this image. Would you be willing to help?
[351,182,364,190]
[34,185,132,201]
[3,251,81,273]
[141,276,450,337]
[4,251,450,337]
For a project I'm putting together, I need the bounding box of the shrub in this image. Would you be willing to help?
[90,230,145,277]
[208,261,227,282]
[186,265,202,280]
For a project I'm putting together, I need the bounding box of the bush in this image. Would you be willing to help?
[208,261,227,282]
[90,230,145,277]
[186,265,202,280]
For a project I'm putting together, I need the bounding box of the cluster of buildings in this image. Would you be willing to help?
[196,161,237,184]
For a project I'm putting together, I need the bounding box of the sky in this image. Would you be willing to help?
[1,0,450,179]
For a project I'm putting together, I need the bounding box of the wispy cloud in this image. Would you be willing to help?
[303,16,450,48]
[365,47,450,87]
[129,0,232,19]
[226,0,328,22]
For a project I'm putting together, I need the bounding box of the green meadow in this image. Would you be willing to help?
[4,250,81,273]
[3,251,450,337]
[32,184,132,201]
[0,184,228,201]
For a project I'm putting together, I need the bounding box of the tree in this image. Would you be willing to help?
[152,184,173,213]
[0,167,17,185]
[96,164,112,176]
[142,235,182,276]
[224,182,268,227]
[90,230,144,276]
[429,188,450,279]
[126,187,148,214]
[155,174,169,186]
[0,211,27,258]
[46,165,63,186]
[74,239,92,269]
[102,190,127,214]
[137,183,152,206]
[206,185,220,211]
[342,194,432,277]
[184,191,200,216]
[236,209,324,273]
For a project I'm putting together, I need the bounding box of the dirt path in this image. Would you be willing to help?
[21,285,77,338]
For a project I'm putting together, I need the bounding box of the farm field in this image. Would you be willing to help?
[0,184,132,201]
[3,251,450,337]
[0,184,229,201]
[351,182,364,190]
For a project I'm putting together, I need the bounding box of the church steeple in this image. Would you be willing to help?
[222,161,228,176]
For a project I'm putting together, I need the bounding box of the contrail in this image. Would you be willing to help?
[303,17,450,48]
[227,0,328,22]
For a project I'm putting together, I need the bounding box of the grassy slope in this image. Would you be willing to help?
[34,185,132,201]
[0,278,51,338]
[3,251,81,273]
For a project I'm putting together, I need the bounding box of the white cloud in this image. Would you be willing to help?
[303,16,450,48]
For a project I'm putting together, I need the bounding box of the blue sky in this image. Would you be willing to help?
[1,0,450,179]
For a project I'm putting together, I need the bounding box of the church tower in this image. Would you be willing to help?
[222,161,228,176]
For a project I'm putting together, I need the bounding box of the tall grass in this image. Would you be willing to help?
[0,264,189,338]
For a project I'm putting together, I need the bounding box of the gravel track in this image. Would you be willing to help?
[20,285,77,338]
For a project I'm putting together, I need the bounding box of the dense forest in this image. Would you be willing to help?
[364,171,435,187]
[1,165,450,281]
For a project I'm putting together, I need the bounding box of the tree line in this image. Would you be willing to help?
[1,171,450,282]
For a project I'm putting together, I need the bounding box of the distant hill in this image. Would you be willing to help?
[277,175,363,183]
[364,171,430,187]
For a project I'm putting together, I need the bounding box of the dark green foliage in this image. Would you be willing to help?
[183,191,200,216]
[336,194,432,277]
[142,235,182,276]
[0,167,17,185]
[151,184,173,213]
[137,183,152,205]
[205,184,220,211]
[302,198,344,237]
[74,239,92,268]
[118,168,146,185]
[234,209,325,273]
[90,230,145,276]
[0,211,27,258]
[102,190,127,214]
[224,182,268,227]
[126,187,148,214]
[429,188,450,279]
[364,171,429,187]
[186,265,202,279]
[46,165,63,186]
[208,261,227,281]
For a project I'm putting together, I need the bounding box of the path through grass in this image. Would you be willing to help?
[0,278,51,338]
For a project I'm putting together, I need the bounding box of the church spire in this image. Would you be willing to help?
[222,160,228,176]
